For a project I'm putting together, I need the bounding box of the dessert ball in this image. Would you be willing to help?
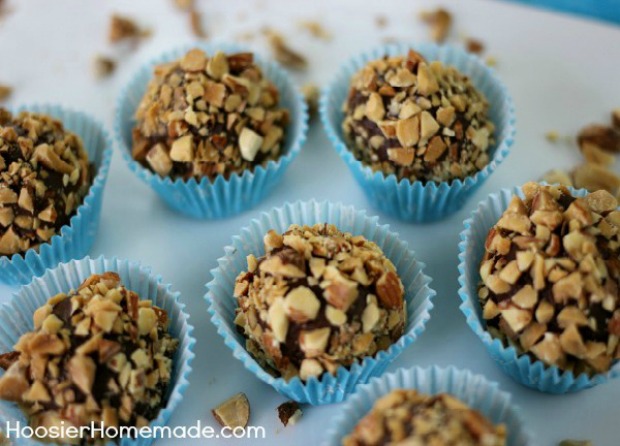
[132,48,290,181]
[479,182,620,375]
[0,272,178,443]
[343,390,506,446]
[234,224,406,381]
[0,108,92,257]
[342,49,495,183]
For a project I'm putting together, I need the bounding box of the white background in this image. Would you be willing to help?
[1,0,620,445]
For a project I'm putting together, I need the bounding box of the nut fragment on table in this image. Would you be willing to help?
[173,0,194,10]
[420,8,452,43]
[0,108,93,257]
[0,85,11,101]
[578,124,620,153]
[189,9,207,38]
[132,48,289,181]
[108,14,150,43]
[93,55,116,79]
[277,400,302,426]
[234,224,406,381]
[479,183,620,376]
[301,83,319,116]
[343,390,506,445]
[266,30,307,70]
[342,48,495,183]
[465,38,485,54]
[375,15,388,28]
[0,272,178,443]
[298,20,331,40]
[212,392,250,429]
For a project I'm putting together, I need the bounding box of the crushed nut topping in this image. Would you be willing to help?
[234,224,406,381]
[93,55,116,79]
[479,183,620,375]
[277,400,302,426]
[420,8,452,43]
[298,20,331,41]
[132,48,289,181]
[0,272,178,443]
[0,85,11,102]
[342,49,495,183]
[212,392,250,429]
[342,390,506,446]
[108,14,150,44]
[301,83,319,117]
[265,30,307,70]
[0,108,93,257]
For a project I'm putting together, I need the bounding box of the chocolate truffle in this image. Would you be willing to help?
[0,272,178,443]
[0,109,92,257]
[342,390,506,446]
[234,224,406,381]
[342,49,494,183]
[479,183,620,375]
[132,48,289,181]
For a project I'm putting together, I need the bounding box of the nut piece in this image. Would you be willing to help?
[93,55,116,79]
[212,392,250,429]
[0,85,12,101]
[109,14,149,43]
[420,8,452,43]
[239,128,264,162]
[284,286,320,323]
[277,400,303,427]
[0,351,19,370]
[266,30,307,70]
[170,135,194,162]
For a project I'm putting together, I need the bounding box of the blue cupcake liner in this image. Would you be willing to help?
[320,42,515,222]
[205,200,436,405]
[114,42,309,220]
[0,104,113,285]
[0,256,196,446]
[458,185,620,393]
[324,365,532,446]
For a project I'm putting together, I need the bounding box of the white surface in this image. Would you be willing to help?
[1,0,619,445]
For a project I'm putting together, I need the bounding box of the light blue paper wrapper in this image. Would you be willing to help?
[0,105,113,285]
[458,185,620,393]
[115,42,308,219]
[320,42,515,222]
[205,201,436,404]
[0,256,195,446]
[324,366,531,446]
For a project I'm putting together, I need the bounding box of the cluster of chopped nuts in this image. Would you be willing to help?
[0,108,93,257]
[211,392,250,429]
[0,272,178,443]
[479,183,620,375]
[342,49,495,183]
[132,48,289,181]
[342,390,506,446]
[234,224,406,381]
[542,109,620,196]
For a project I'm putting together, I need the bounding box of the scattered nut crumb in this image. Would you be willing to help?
[92,55,116,79]
[382,36,398,44]
[189,9,207,38]
[212,392,250,429]
[375,15,388,28]
[540,169,573,187]
[265,29,307,70]
[420,8,452,43]
[485,56,497,67]
[173,0,193,10]
[613,109,620,130]
[235,31,255,42]
[0,351,19,371]
[578,124,620,153]
[0,84,12,102]
[108,14,151,44]
[301,83,319,116]
[298,20,331,41]
[277,401,302,426]
[465,37,485,55]
[545,131,560,143]
[559,441,592,446]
